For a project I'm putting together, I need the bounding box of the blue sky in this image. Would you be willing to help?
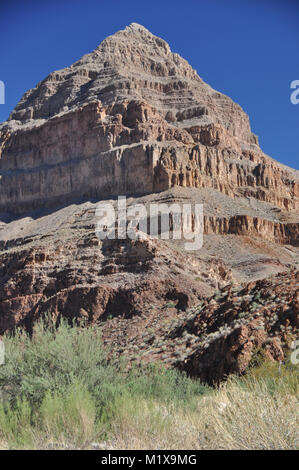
[0,0,298,169]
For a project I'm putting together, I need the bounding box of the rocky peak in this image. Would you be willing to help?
[106,22,172,54]
[5,23,254,147]
[0,23,298,217]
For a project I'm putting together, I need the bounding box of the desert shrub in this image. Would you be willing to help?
[241,352,299,396]
[39,382,97,446]
[0,318,114,408]
[0,398,33,448]
[123,363,209,410]
[0,382,99,449]
[0,317,209,447]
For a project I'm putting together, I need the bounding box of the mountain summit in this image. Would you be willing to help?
[0,24,298,383]
[7,22,255,144]
[0,23,298,216]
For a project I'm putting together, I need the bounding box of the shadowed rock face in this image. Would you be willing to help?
[0,24,298,383]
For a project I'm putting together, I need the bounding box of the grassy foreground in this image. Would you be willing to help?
[0,319,297,450]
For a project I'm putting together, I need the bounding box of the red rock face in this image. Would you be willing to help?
[0,229,228,335]
[0,23,298,383]
[0,98,298,215]
[100,269,298,385]
[181,270,299,384]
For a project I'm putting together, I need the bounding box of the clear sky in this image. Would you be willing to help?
[0,0,298,169]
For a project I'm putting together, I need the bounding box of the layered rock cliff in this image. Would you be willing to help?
[0,23,298,382]
[0,23,298,216]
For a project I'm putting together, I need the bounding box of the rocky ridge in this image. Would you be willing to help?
[102,269,299,384]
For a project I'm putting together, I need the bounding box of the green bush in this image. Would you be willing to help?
[0,318,113,408]
[124,363,208,409]
[0,398,33,447]
[40,382,97,445]
[241,353,299,396]
[0,318,210,448]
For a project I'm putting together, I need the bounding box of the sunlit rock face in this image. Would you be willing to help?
[0,23,298,215]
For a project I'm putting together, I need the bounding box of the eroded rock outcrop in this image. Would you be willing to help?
[0,220,230,335]
[102,269,299,384]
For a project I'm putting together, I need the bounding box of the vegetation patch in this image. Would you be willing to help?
[0,318,297,450]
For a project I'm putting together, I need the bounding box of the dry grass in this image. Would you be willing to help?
[110,377,298,450]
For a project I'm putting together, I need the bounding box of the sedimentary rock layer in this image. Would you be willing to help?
[0,24,298,215]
